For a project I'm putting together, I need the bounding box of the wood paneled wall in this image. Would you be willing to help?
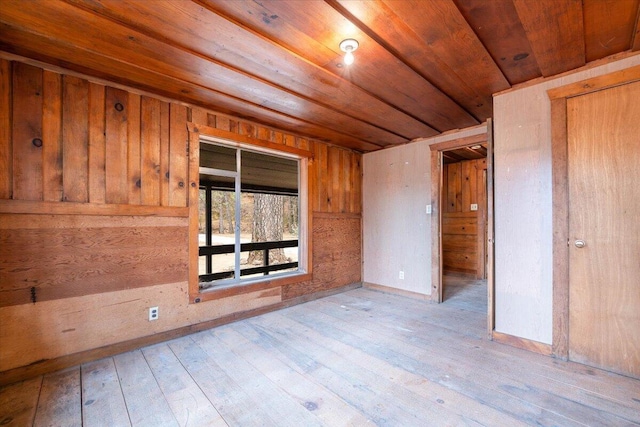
[189,106,362,215]
[3,62,189,206]
[442,158,486,277]
[0,57,362,381]
[1,60,191,307]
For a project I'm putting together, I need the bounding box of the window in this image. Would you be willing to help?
[198,138,306,290]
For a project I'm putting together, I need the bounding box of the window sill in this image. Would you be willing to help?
[190,271,312,303]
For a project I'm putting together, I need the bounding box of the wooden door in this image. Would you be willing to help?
[567,80,640,378]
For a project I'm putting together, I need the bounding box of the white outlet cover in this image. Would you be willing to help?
[149,306,159,321]
[399,271,404,280]
[470,204,478,211]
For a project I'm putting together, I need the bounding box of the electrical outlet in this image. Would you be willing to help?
[470,203,478,211]
[149,306,159,321]
[399,271,404,280]
[426,204,432,214]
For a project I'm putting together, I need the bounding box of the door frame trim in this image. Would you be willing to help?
[429,121,494,338]
[548,65,640,359]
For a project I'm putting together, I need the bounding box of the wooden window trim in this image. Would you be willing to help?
[187,123,312,304]
[548,64,640,359]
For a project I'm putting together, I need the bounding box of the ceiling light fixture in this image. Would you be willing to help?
[339,38,359,66]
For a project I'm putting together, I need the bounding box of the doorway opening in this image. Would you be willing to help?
[441,145,487,313]
[429,121,494,337]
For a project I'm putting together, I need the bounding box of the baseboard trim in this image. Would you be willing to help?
[492,331,553,356]
[363,282,431,301]
[0,282,362,387]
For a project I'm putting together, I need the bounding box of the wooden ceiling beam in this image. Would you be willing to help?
[452,0,541,85]
[63,0,436,141]
[513,0,586,77]
[0,28,382,152]
[330,0,510,121]
[209,0,479,133]
[583,0,640,62]
[0,0,403,147]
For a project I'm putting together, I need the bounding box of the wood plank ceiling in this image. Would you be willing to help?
[1,0,639,152]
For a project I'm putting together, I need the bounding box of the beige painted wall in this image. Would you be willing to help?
[493,53,640,344]
[362,125,487,295]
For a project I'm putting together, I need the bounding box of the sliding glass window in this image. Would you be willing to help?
[198,140,302,290]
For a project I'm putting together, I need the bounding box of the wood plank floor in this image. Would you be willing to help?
[1,284,639,426]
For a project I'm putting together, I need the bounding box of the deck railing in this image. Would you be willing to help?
[199,239,298,283]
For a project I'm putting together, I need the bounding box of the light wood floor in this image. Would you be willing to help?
[442,273,487,313]
[2,284,640,426]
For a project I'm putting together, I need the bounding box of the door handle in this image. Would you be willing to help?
[574,239,586,248]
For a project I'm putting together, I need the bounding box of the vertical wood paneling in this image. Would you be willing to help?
[339,149,348,213]
[216,115,231,131]
[443,158,487,276]
[12,62,43,201]
[298,137,310,151]
[446,163,461,212]
[88,83,106,204]
[42,71,63,202]
[353,152,362,214]
[239,122,255,138]
[141,96,161,206]
[324,146,335,212]
[329,147,342,212]
[105,87,128,204]
[471,160,480,207]
[257,126,270,141]
[461,161,473,212]
[442,160,448,212]
[284,134,296,148]
[190,107,208,126]
[169,104,188,207]
[206,112,217,128]
[343,150,352,214]
[272,130,284,145]
[62,75,89,203]
[315,142,328,211]
[0,59,10,199]
[5,60,361,213]
[127,92,141,205]
[160,102,170,206]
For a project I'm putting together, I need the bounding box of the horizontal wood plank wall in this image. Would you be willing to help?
[442,158,486,277]
[0,59,361,381]
[0,214,188,307]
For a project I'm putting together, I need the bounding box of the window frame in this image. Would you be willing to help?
[187,123,312,303]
